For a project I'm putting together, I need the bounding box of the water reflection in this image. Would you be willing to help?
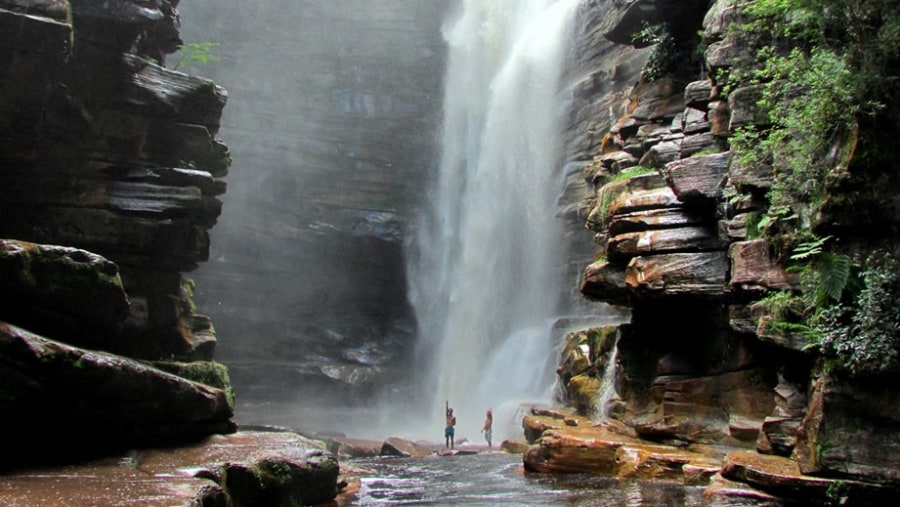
[349,453,775,507]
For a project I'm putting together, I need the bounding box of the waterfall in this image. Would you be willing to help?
[406,0,582,441]
[596,342,619,421]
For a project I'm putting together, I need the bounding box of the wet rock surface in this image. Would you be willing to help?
[523,408,899,505]
[0,0,230,362]
[558,0,900,503]
[0,431,340,507]
[0,321,235,464]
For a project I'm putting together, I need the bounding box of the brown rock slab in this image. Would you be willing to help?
[729,240,799,292]
[500,439,530,454]
[728,415,762,443]
[333,437,383,458]
[794,373,900,483]
[703,473,780,504]
[380,437,432,458]
[524,428,631,475]
[524,422,727,485]
[566,373,601,414]
[625,252,728,296]
[615,445,701,482]
[630,78,686,121]
[684,80,713,108]
[580,259,630,305]
[523,414,564,444]
[608,226,723,262]
[683,462,721,486]
[728,85,769,131]
[607,184,681,218]
[660,152,730,202]
[608,207,706,236]
[722,450,898,505]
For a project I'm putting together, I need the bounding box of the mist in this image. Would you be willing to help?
[178,0,623,441]
[179,0,450,435]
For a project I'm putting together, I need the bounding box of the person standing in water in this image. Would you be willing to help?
[445,402,456,449]
[481,408,493,448]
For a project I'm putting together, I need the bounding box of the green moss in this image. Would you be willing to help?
[153,360,235,408]
[224,458,338,507]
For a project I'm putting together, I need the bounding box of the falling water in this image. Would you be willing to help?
[406,0,582,441]
[596,342,619,421]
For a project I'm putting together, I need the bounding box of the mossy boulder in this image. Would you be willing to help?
[0,239,129,350]
[225,455,339,507]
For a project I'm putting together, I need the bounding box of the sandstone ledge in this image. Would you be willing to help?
[721,450,899,506]
[522,410,723,485]
[521,408,899,505]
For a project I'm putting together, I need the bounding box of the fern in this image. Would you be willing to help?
[790,235,833,260]
[816,252,852,304]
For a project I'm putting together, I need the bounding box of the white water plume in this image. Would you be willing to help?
[406,0,582,441]
[595,342,619,421]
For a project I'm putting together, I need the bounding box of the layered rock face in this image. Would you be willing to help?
[175,0,450,406]
[0,0,234,459]
[546,0,900,503]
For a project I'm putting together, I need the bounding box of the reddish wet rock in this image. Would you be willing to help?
[0,431,340,507]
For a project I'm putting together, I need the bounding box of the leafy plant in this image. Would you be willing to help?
[813,251,900,375]
[731,1,900,377]
[174,42,220,71]
[633,22,698,81]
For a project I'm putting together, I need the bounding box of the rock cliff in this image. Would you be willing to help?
[0,0,235,461]
[545,0,900,504]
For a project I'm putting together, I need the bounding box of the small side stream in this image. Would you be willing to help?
[348,453,767,507]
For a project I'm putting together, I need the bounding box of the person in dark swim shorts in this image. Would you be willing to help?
[445,406,457,449]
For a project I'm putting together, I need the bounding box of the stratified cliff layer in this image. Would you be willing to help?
[0,0,235,461]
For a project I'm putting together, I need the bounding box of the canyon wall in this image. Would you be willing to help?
[549,0,900,503]
[0,0,234,461]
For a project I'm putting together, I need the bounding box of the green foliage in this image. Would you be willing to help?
[744,211,764,240]
[758,290,804,323]
[174,42,220,71]
[757,238,856,350]
[633,22,699,81]
[825,479,851,506]
[813,251,900,376]
[634,23,677,81]
[732,2,900,378]
[610,165,656,183]
[754,240,900,378]
[790,235,833,261]
[725,0,900,238]
[808,252,853,306]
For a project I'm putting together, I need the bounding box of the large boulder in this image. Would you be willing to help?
[0,322,234,462]
[380,437,432,458]
[0,239,129,349]
[794,372,900,484]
